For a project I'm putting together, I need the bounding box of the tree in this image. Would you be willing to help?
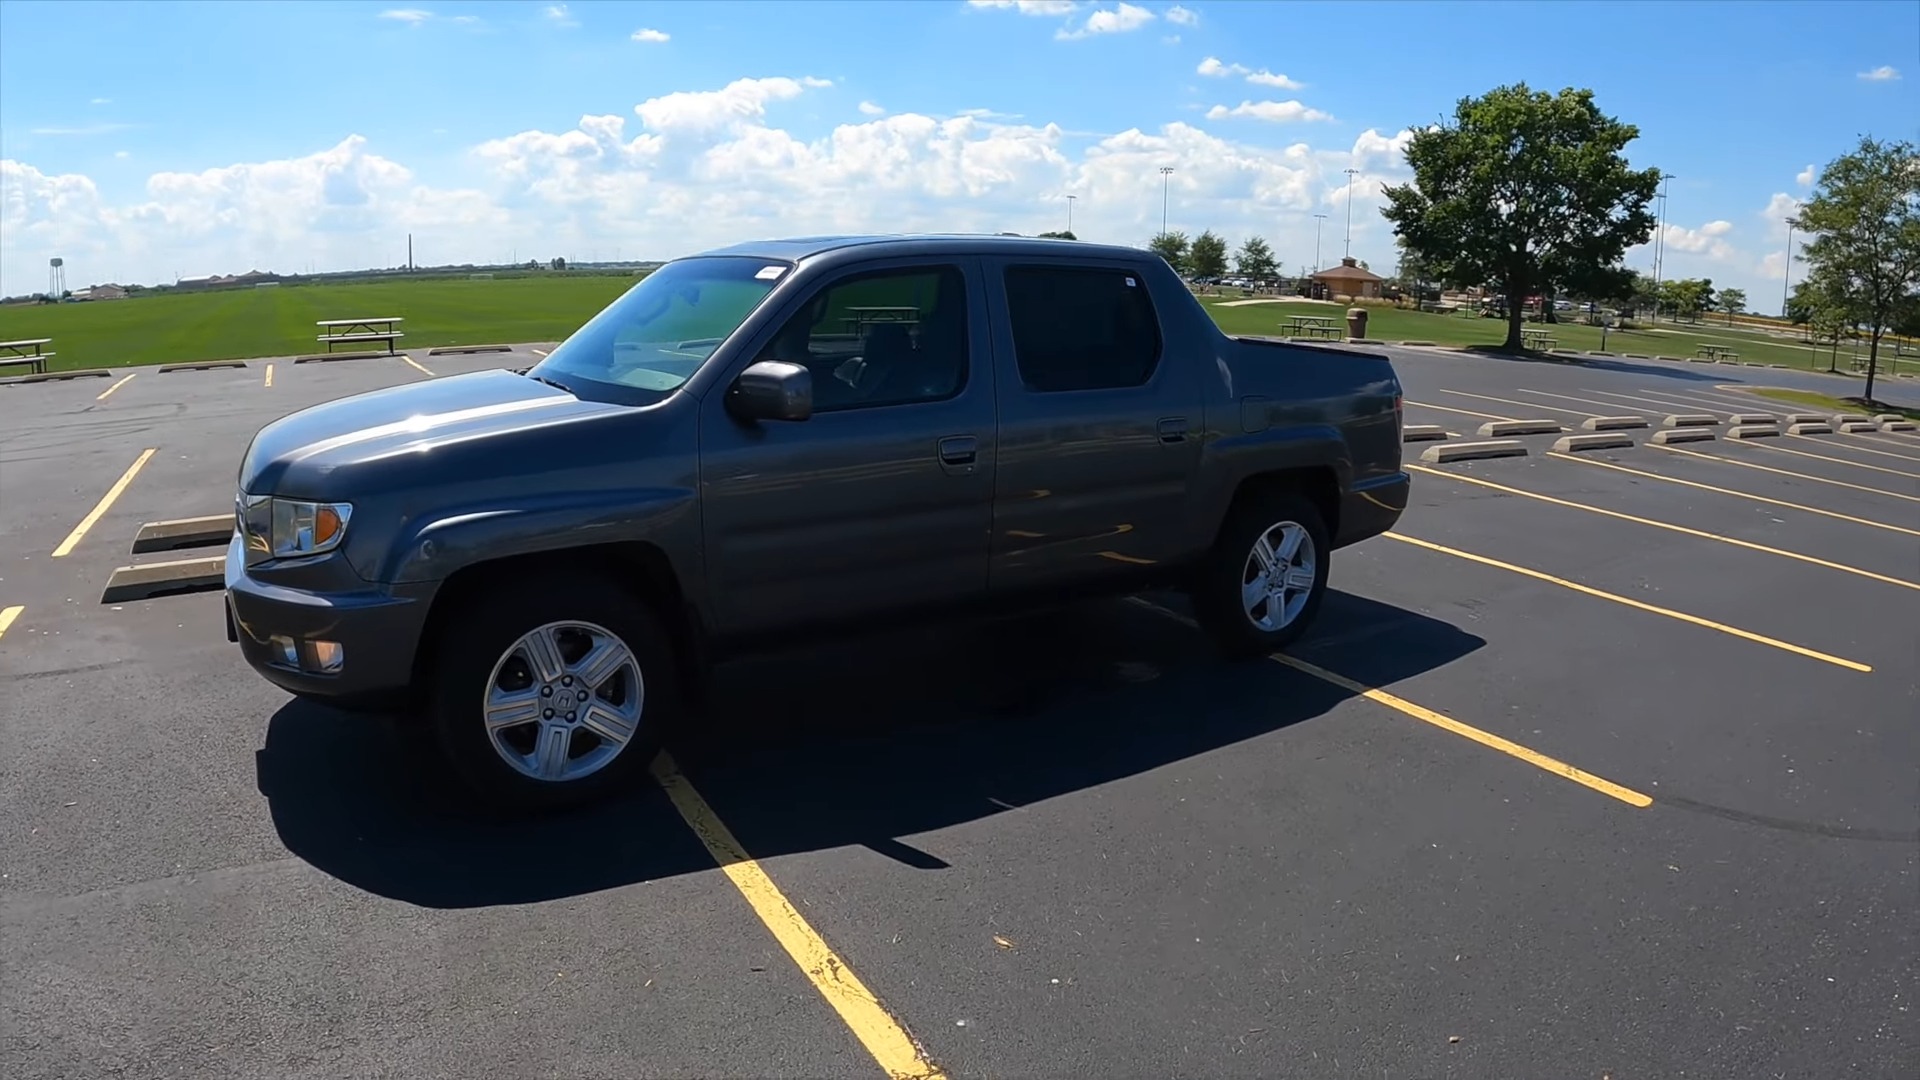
[1380,83,1660,350]
[1659,277,1713,320]
[1149,231,1190,274]
[1717,287,1747,324]
[1234,236,1278,281]
[1189,230,1229,279]
[1795,135,1920,401]
[1037,230,1078,240]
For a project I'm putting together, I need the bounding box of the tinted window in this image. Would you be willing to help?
[1004,266,1162,392]
[532,256,786,398]
[762,266,968,411]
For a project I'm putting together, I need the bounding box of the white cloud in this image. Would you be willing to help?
[858,101,886,116]
[378,8,433,24]
[542,4,578,27]
[967,0,1081,13]
[90,97,111,106]
[1197,57,1304,90]
[1858,65,1900,81]
[1,78,1427,295]
[1652,220,1738,259]
[1794,163,1815,187]
[1759,192,1805,238]
[1205,100,1334,123]
[1057,3,1154,39]
[631,27,670,43]
[29,123,134,137]
[1165,4,1198,25]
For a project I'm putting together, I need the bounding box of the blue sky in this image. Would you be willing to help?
[2,0,1913,308]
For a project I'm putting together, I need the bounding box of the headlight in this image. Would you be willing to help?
[239,494,353,565]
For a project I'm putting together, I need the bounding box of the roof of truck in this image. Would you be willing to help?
[693,233,1152,262]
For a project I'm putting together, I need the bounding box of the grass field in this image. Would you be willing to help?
[1747,386,1920,419]
[3,274,1915,379]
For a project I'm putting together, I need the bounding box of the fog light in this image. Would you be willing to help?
[269,634,299,668]
[311,640,345,674]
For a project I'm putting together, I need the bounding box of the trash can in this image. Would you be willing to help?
[1347,307,1369,340]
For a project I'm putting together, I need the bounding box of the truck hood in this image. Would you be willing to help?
[239,368,618,495]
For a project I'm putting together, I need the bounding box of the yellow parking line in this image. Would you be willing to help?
[1405,399,1512,422]
[95,372,137,400]
[650,753,947,1080]
[401,355,434,377]
[51,447,157,558]
[1383,532,1870,672]
[0,605,21,639]
[1406,464,1920,592]
[1441,388,1601,418]
[1546,451,1920,539]
[1128,599,1652,807]
[1794,432,1920,464]
[264,363,274,388]
[1743,439,1920,480]
[1648,442,1920,504]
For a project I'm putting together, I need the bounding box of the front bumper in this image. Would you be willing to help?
[224,534,431,701]
[1334,471,1411,548]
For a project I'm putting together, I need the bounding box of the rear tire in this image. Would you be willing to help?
[1191,490,1331,660]
[426,574,679,813]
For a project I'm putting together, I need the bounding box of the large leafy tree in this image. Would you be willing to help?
[1149,231,1190,274]
[1717,287,1747,324]
[1189,230,1230,279]
[1794,136,1920,401]
[1380,83,1661,350]
[1235,236,1278,281]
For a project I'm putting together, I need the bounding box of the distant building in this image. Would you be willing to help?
[1310,257,1386,300]
[73,283,129,301]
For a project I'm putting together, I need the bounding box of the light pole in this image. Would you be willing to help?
[1066,194,1076,236]
[1342,167,1359,259]
[1159,167,1174,236]
[1312,213,1328,274]
[1780,217,1796,317]
[1650,174,1672,320]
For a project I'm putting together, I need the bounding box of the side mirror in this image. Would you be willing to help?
[727,360,813,422]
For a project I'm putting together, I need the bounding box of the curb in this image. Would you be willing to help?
[1727,424,1781,439]
[158,360,248,372]
[1725,413,1775,425]
[1,367,114,383]
[1583,416,1648,431]
[100,555,227,604]
[1478,419,1562,437]
[1662,414,1720,428]
[1880,420,1916,432]
[426,344,515,356]
[131,515,233,554]
[1401,424,1449,442]
[1786,422,1833,435]
[1650,428,1715,444]
[1554,433,1633,453]
[1838,421,1878,433]
[1421,439,1527,463]
[293,351,387,364]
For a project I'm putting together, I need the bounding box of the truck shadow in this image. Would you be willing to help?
[259,589,1485,908]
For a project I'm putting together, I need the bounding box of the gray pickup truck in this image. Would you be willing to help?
[226,234,1408,808]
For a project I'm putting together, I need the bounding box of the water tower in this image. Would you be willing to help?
[48,257,65,298]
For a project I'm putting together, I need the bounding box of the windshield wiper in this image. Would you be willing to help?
[525,373,575,396]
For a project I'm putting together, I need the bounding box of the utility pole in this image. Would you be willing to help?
[1312,213,1328,273]
[1066,194,1076,235]
[1159,166,1175,236]
[1780,217,1797,317]
[1342,167,1359,259]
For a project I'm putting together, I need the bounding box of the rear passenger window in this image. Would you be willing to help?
[1003,266,1162,392]
[761,266,968,412]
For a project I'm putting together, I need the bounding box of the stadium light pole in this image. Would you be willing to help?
[1160,166,1175,236]
[1066,194,1076,235]
[1342,167,1359,259]
[1312,213,1328,273]
[1780,217,1796,317]
[1650,174,1672,320]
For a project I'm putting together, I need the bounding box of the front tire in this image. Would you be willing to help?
[1191,491,1331,660]
[426,575,678,812]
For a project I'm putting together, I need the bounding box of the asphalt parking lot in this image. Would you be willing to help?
[2,343,1916,1079]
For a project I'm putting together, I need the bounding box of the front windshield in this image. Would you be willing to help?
[529,256,788,397]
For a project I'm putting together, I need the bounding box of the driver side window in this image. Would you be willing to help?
[763,265,969,412]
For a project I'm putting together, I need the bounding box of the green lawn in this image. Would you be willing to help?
[1746,387,1920,421]
[5,274,1916,380]
[0,275,640,371]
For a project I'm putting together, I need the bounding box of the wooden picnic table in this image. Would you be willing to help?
[0,337,55,375]
[1696,344,1740,362]
[1281,315,1343,340]
[316,317,404,354]
[1521,328,1558,350]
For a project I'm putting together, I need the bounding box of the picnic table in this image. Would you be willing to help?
[0,338,55,375]
[316,317,404,354]
[1281,315,1343,341]
[1521,328,1558,351]
[1695,344,1740,363]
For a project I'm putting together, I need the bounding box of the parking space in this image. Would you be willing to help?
[2,342,1916,1078]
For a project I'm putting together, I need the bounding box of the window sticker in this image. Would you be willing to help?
[755,265,787,281]
[1125,276,1137,287]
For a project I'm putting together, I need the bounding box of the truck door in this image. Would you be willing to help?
[699,258,997,637]
[982,257,1205,595]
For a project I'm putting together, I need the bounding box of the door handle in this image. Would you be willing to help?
[938,435,978,466]
[1157,417,1189,444]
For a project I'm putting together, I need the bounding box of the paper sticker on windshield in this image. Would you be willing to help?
[755,265,787,281]
[1125,276,1137,287]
